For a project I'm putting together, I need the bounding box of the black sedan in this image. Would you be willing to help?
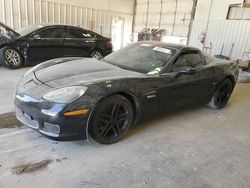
[15,42,239,144]
[0,22,112,69]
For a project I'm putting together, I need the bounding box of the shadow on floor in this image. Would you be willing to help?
[0,112,22,128]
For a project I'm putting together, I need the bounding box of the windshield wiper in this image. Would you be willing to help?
[102,59,145,74]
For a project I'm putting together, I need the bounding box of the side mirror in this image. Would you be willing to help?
[175,67,195,77]
[31,34,41,40]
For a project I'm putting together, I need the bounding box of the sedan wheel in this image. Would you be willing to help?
[89,95,134,144]
[208,79,234,109]
[0,47,23,69]
[90,50,103,59]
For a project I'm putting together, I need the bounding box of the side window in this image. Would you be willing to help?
[172,52,203,72]
[37,28,64,39]
[66,28,94,39]
[203,53,213,63]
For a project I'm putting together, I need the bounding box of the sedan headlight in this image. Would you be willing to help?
[43,86,88,103]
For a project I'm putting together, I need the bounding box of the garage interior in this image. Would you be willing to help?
[0,0,250,187]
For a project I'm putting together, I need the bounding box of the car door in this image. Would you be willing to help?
[158,50,214,111]
[63,27,96,57]
[27,26,65,64]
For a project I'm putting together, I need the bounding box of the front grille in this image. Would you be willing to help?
[16,108,39,129]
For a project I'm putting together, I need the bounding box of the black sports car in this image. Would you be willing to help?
[0,22,112,69]
[15,42,239,144]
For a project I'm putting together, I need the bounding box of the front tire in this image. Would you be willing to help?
[89,95,134,144]
[208,78,234,109]
[0,47,23,69]
[90,50,103,60]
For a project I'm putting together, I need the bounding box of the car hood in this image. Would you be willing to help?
[34,58,145,88]
[0,22,20,39]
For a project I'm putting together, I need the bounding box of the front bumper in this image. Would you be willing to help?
[15,93,90,140]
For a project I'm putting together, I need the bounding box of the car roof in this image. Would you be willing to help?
[136,41,200,52]
[32,23,101,36]
[34,23,88,30]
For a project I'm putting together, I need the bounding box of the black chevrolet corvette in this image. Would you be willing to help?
[0,22,112,69]
[15,42,239,144]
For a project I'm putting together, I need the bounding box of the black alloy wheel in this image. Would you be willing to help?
[89,95,134,144]
[208,78,234,109]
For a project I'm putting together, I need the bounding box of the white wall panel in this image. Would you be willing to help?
[189,19,250,60]
[0,0,133,46]
[194,0,243,20]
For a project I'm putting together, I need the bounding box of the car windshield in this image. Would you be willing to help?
[103,43,176,74]
[17,25,44,36]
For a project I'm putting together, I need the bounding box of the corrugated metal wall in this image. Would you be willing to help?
[189,19,250,60]
[134,0,194,37]
[0,0,133,42]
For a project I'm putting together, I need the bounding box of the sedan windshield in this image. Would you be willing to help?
[17,25,44,36]
[103,43,176,74]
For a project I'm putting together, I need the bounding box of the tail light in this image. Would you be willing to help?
[106,40,112,46]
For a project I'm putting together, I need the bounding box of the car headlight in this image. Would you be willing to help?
[43,86,88,103]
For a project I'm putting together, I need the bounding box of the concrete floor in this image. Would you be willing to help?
[0,67,30,114]
[0,83,249,188]
[238,70,250,83]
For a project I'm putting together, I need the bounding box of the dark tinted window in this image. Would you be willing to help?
[66,28,94,39]
[37,28,64,38]
[172,52,203,72]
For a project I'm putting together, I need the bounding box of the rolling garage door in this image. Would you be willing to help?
[134,0,195,38]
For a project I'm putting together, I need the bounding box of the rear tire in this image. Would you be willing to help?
[89,95,134,144]
[208,78,234,109]
[0,47,23,69]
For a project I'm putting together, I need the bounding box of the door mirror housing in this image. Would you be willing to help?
[31,34,41,40]
[174,67,195,77]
